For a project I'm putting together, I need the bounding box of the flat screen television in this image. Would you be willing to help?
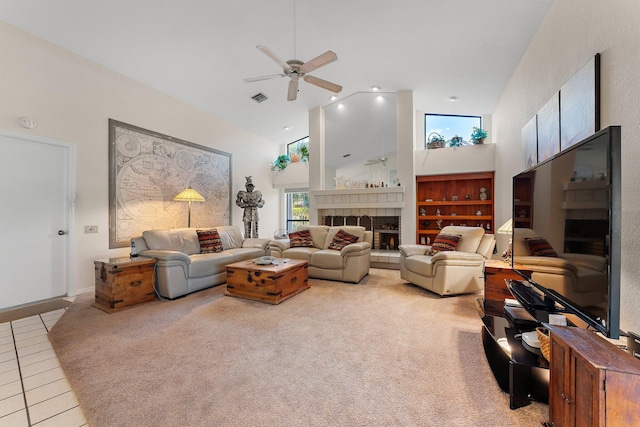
[511,126,621,338]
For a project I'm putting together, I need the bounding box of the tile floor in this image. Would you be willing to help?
[0,309,87,426]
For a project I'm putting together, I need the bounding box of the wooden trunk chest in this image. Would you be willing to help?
[226,258,309,304]
[93,256,156,313]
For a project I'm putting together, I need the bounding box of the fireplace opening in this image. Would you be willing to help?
[322,215,400,250]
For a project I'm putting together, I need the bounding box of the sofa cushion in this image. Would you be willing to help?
[197,229,223,253]
[404,255,434,277]
[525,237,558,257]
[282,247,320,261]
[428,233,462,255]
[310,250,344,269]
[215,226,244,249]
[439,226,484,254]
[289,229,314,247]
[328,229,360,251]
[224,247,266,262]
[142,228,200,255]
[298,225,330,249]
[188,252,234,277]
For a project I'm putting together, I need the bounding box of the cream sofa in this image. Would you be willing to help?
[399,226,496,296]
[267,225,372,283]
[131,226,269,299]
[512,228,607,307]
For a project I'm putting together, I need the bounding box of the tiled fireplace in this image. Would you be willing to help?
[310,187,405,269]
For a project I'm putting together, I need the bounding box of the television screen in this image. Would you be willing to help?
[511,126,621,338]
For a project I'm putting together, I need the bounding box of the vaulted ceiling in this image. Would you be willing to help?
[1,0,552,145]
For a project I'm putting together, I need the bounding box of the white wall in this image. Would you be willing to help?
[0,22,279,294]
[492,0,640,334]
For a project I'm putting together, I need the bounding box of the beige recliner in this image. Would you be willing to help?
[399,226,496,296]
[267,225,372,283]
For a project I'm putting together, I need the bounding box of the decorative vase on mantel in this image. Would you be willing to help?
[476,138,485,145]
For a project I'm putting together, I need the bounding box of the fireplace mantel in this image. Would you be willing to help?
[310,186,405,209]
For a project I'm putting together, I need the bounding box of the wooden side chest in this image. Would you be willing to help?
[93,256,157,313]
[546,325,640,426]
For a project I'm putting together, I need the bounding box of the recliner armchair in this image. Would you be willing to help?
[399,226,496,296]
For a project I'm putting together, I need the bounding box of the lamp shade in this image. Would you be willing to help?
[496,218,513,235]
[173,187,205,202]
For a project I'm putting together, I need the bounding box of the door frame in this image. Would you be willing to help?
[0,128,77,298]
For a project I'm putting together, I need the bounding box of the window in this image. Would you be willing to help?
[424,114,482,149]
[285,192,309,231]
[287,136,309,161]
[285,136,309,231]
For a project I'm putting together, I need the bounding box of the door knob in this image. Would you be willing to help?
[58,230,67,235]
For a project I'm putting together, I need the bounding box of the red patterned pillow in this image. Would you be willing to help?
[289,229,314,247]
[328,229,359,251]
[428,234,462,255]
[197,229,223,254]
[524,237,558,257]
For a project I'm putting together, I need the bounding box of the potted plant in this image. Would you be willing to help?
[271,154,290,171]
[298,142,309,162]
[447,135,464,147]
[470,127,488,144]
[426,132,445,149]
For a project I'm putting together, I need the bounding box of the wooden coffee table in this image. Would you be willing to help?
[225,258,309,304]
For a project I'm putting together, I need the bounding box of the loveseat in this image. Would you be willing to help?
[267,225,372,283]
[399,226,496,296]
[131,226,269,299]
[511,228,607,307]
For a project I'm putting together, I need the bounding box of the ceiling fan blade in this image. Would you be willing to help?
[299,50,338,73]
[256,45,292,71]
[287,78,299,101]
[303,75,342,93]
[243,74,285,83]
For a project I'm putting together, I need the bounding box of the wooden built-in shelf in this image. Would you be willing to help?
[415,172,495,244]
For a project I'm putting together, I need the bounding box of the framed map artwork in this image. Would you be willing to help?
[109,119,232,248]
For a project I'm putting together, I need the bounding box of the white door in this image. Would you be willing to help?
[0,130,74,310]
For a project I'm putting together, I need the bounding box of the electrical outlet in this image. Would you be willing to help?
[84,225,98,234]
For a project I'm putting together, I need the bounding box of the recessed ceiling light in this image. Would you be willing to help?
[371,86,381,91]
[283,126,290,131]
[330,95,337,101]
[449,96,458,102]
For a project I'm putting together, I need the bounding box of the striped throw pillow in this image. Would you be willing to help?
[197,229,223,253]
[524,237,558,257]
[328,229,359,251]
[289,229,314,247]
[428,234,462,255]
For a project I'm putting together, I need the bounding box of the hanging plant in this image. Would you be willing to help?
[271,154,291,171]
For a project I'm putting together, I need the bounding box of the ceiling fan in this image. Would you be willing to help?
[244,45,342,101]
[365,156,388,166]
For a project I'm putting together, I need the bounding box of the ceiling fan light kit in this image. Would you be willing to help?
[244,45,342,101]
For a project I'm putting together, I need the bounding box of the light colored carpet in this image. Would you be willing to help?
[48,269,548,426]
